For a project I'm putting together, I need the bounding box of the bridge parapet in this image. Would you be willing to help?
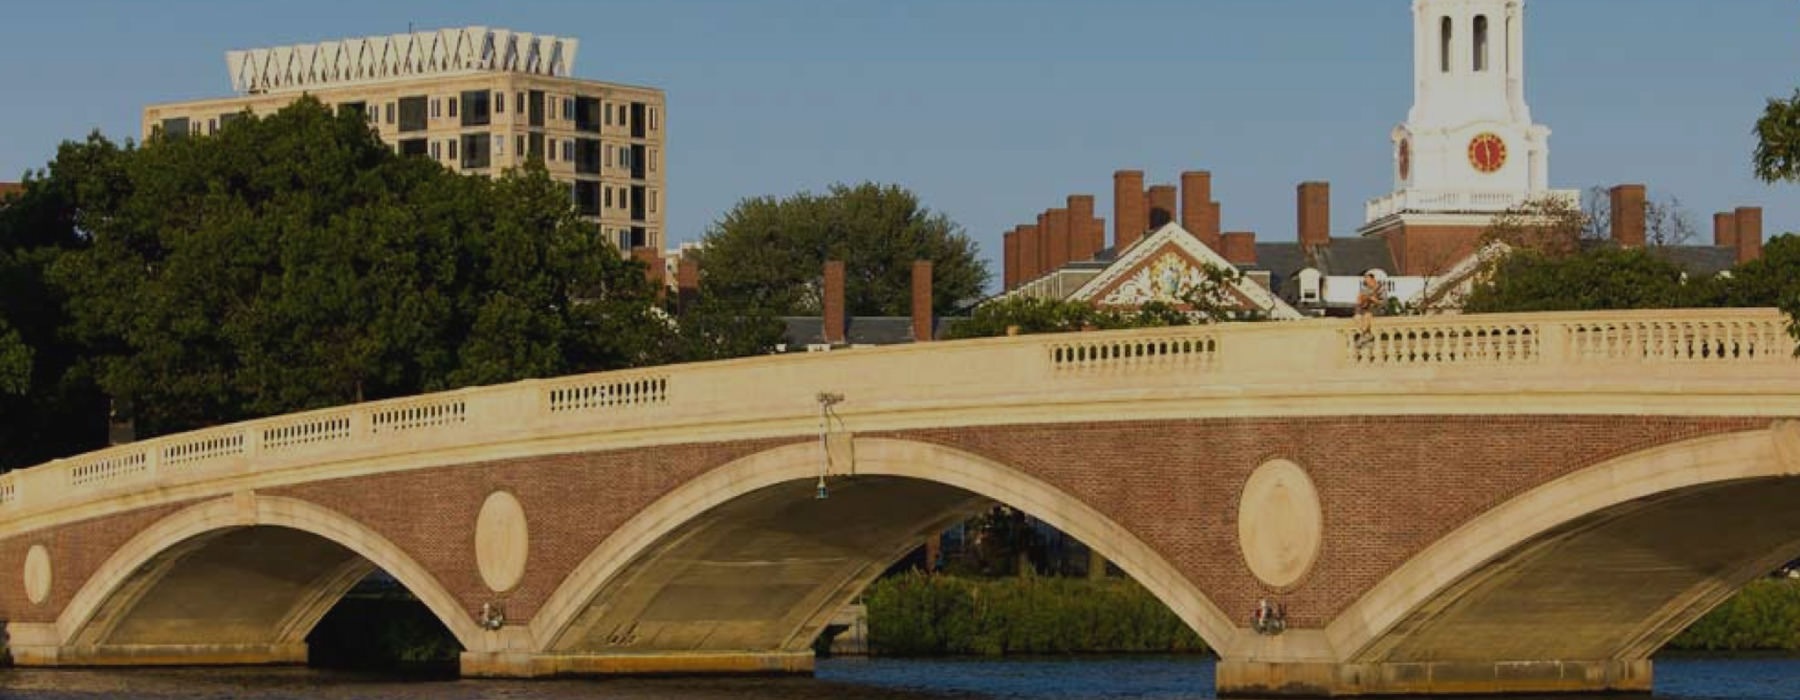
[0,309,1791,526]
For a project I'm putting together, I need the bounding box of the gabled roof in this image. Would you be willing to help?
[1064,222,1302,320]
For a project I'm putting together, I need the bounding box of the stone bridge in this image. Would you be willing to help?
[1,309,1798,696]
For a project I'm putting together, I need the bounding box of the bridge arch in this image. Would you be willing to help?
[527,437,1240,658]
[1331,422,1800,664]
[52,494,482,658]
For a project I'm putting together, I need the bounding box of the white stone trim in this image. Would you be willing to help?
[1064,223,1302,320]
[226,26,579,95]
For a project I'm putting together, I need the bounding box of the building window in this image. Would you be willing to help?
[650,190,658,214]
[1440,17,1452,73]
[385,103,395,125]
[516,91,525,114]
[430,141,441,160]
[398,96,428,132]
[447,139,457,161]
[516,135,526,158]
[1473,15,1489,72]
[575,139,601,174]
[649,148,658,173]
[529,90,545,127]
[208,118,218,135]
[494,134,505,157]
[431,98,442,119]
[462,133,491,169]
[605,186,613,209]
[574,97,601,132]
[617,104,627,127]
[449,97,459,118]
[650,107,658,131]
[495,91,505,114]
[460,90,490,126]
[604,101,613,126]
[563,97,575,122]
[605,143,613,168]
[562,139,574,162]
[574,180,601,216]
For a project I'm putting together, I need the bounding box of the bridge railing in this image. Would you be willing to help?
[0,308,1791,520]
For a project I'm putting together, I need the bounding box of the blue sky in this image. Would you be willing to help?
[2,0,1795,277]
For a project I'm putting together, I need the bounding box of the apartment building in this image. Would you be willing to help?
[141,26,667,254]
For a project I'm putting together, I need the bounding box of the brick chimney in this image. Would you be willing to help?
[1019,224,1041,283]
[1047,207,1071,272]
[1181,171,1220,250]
[1297,182,1331,252]
[676,256,700,312]
[631,247,666,303]
[1067,195,1099,261]
[1036,211,1052,274]
[823,260,846,345]
[1713,212,1738,249]
[1003,228,1020,290]
[911,261,933,342]
[1609,184,1646,248]
[1114,170,1148,251]
[1147,185,1177,229]
[1221,232,1258,266]
[1735,206,1764,263]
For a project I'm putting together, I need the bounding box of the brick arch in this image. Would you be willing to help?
[55,494,484,653]
[1327,423,1800,662]
[526,437,1241,654]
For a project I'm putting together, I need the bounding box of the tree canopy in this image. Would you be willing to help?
[694,183,987,317]
[38,98,668,440]
[1755,89,1800,184]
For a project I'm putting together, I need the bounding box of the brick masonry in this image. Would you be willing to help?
[0,416,1768,634]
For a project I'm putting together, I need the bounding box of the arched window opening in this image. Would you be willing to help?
[1474,16,1490,72]
[1440,17,1453,73]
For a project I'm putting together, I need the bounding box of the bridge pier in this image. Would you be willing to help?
[1216,658,1652,697]
[459,650,815,678]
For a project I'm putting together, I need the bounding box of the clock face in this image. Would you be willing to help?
[1468,133,1507,174]
[1398,138,1411,181]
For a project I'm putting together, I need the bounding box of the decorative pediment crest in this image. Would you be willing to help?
[1067,223,1302,319]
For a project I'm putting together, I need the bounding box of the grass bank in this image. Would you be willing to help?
[863,572,1208,656]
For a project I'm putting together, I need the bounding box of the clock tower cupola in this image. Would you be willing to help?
[1361,0,1575,274]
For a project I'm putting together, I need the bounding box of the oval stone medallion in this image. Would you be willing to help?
[1237,459,1323,589]
[475,491,529,593]
[23,544,52,605]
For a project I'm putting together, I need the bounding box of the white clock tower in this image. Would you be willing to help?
[1360,0,1575,274]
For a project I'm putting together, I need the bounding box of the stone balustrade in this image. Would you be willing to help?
[0,308,1790,522]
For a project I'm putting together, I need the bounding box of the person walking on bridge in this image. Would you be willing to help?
[1355,272,1385,348]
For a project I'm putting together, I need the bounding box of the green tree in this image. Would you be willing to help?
[49,98,668,438]
[1462,247,1701,314]
[0,137,121,468]
[696,183,987,317]
[945,264,1256,339]
[1754,90,1800,184]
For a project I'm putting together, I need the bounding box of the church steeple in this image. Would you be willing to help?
[1361,0,1572,275]
[1391,0,1548,198]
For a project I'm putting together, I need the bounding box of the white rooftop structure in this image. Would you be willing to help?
[225,26,580,95]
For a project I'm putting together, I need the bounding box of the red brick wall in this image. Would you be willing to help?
[0,416,1766,635]
[1222,232,1258,265]
[1114,170,1147,251]
[1003,229,1020,291]
[0,502,196,623]
[1610,185,1646,249]
[1298,182,1331,251]
[823,260,846,344]
[1736,207,1764,263]
[1713,212,1738,249]
[911,261,933,342]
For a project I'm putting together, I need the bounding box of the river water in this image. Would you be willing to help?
[0,656,1796,699]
